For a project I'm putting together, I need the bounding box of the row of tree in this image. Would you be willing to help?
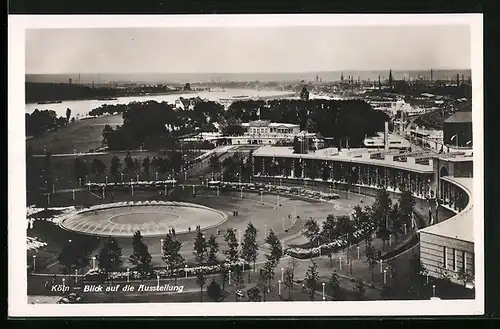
[93,100,225,150]
[26,108,72,138]
[73,152,187,183]
[225,99,390,147]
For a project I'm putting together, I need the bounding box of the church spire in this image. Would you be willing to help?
[340,72,344,82]
[388,69,393,88]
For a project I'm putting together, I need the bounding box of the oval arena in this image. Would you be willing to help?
[59,201,228,237]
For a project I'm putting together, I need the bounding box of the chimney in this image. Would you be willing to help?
[384,121,389,151]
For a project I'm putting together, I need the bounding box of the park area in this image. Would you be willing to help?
[26,183,471,304]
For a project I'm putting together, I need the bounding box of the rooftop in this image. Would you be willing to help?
[418,176,473,243]
[444,111,472,124]
[252,147,434,173]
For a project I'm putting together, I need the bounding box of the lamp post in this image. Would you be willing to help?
[322,282,326,301]
[92,256,96,269]
[137,174,139,182]
[165,184,167,195]
[404,223,407,235]
[72,189,75,201]
[432,284,436,298]
[380,260,383,273]
[383,269,387,284]
[155,172,158,181]
[185,264,188,279]
[229,270,232,285]
[278,280,282,296]
[105,176,108,184]
[79,177,82,187]
[62,278,65,292]
[75,269,78,284]
[217,186,220,197]
[357,246,360,259]
[389,234,392,247]
[281,268,284,282]
[240,187,243,199]
[160,238,164,251]
[127,268,130,283]
[339,256,342,271]
[157,274,160,286]
[121,172,124,181]
[131,180,134,196]
[102,186,106,199]
[32,255,36,272]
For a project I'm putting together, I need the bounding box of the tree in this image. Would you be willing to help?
[90,158,106,178]
[97,237,123,276]
[353,278,366,300]
[303,218,320,258]
[134,158,141,175]
[223,228,239,263]
[195,270,207,302]
[264,229,283,266]
[371,189,392,250]
[247,286,262,302]
[233,267,245,302]
[292,136,302,154]
[73,158,88,183]
[321,214,338,243]
[183,83,191,91]
[365,243,378,284]
[193,230,208,264]
[398,188,415,230]
[207,279,223,302]
[142,157,151,177]
[457,267,474,288]
[65,108,72,122]
[209,154,221,175]
[206,234,219,268]
[161,233,184,285]
[287,257,299,283]
[407,254,429,299]
[304,260,319,301]
[219,264,229,290]
[329,271,342,300]
[259,260,274,301]
[129,230,153,282]
[283,267,294,300]
[241,222,259,282]
[110,156,121,181]
[58,238,91,277]
[124,152,134,173]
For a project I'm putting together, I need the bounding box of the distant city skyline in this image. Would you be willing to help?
[26,25,471,74]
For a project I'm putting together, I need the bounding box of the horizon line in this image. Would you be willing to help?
[26,68,472,75]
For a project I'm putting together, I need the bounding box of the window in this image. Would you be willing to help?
[452,248,457,271]
[443,246,447,269]
[462,251,466,272]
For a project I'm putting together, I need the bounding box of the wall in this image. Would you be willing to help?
[443,122,473,147]
[420,232,474,285]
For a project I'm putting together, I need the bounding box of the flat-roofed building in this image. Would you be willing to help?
[418,176,474,288]
[443,111,472,147]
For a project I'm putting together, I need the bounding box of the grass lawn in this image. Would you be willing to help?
[27,115,124,154]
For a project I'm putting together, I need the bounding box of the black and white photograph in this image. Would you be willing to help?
[8,14,484,317]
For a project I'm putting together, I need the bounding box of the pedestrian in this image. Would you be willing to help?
[188,226,191,233]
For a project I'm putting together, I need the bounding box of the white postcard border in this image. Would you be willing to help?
[8,14,484,317]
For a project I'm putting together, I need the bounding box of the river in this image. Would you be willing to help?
[25,88,300,118]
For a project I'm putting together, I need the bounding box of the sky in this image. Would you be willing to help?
[25,25,471,74]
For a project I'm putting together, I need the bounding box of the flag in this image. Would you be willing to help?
[450,134,457,141]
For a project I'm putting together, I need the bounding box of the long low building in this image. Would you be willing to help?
[250,145,475,289]
[418,176,474,288]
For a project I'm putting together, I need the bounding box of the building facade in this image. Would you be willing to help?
[250,146,475,288]
[443,112,473,147]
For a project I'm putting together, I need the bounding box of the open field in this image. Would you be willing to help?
[27,115,123,154]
